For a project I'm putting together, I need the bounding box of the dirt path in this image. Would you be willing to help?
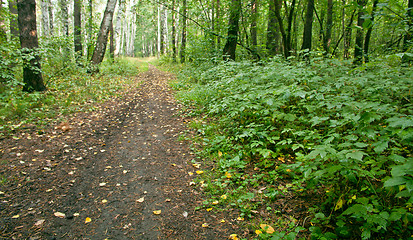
[0,65,242,239]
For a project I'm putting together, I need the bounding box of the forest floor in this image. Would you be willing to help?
[0,65,244,240]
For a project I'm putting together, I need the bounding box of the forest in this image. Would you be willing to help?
[0,0,412,238]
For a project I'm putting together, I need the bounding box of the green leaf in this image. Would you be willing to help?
[383,177,407,187]
[372,141,388,153]
[346,150,367,161]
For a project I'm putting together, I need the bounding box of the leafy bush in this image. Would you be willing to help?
[176,57,413,239]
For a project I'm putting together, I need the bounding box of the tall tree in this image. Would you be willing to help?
[0,0,6,41]
[48,0,53,35]
[403,0,413,51]
[40,0,49,36]
[250,0,257,48]
[301,0,314,52]
[180,0,187,63]
[74,0,83,62]
[171,0,177,62]
[273,0,296,58]
[8,0,19,39]
[114,0,124,56]
[87,0,93,59]
[363,0,379,63]
[17,0,46,92]
[90,0,117,67]
[59,0,69,61]
[353,0,367,65]
[324,0,333,54]
[266,0,280,56]
[222,0,241,60]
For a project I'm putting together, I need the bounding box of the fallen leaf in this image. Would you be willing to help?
[34,219,45,226]
[123,170,128,174]
[221,195,227,200]
[255,229,262,235]
[228,234,239,240]
[189,181,196,186]
[137,197,145,203]
[165,198,171,202]
[202,223,208,228]
[73,213,80,217]
[212,200,219,205]
[106,166,112,169]
[237,217,244,221]
[54,212,66,218]
[12,215,20,219]
[206,208,212,212]
[220,219,226,223]
[260,224,275,234]
[218,151,223,157]
[153,210,161,215]
[225,172,232,179]
[196,170,204,174]
[99,182,107,187]
[192,163,200,168]
[188,172,194,176]
[183,211,188,218]
[102,199,108,203]
[0,191,4,195]
[85,217,91,223]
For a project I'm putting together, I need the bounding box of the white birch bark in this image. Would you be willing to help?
[40,0,49,36]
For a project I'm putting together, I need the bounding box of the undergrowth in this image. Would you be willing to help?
[172,56,413,239]
[0,57,145,136]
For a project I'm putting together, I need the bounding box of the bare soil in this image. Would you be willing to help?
[0,65,243,240]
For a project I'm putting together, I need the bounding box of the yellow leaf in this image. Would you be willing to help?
[192,163,201,168]
[255,230,262,235]
[351,195,357,200]
[12,215,20,219]
[220,219,226,223]
[334,198,345,211]
[102,199,108,203]
[218,151,223,157]
[399,185,406,191]
[136,197,145,203]
[237,217,244,221]
[221,195,227,200]
[188,172,194,176]
[196,170,204,174]
[260,224,275,234]
[206,208,212,212]
[153,210,161,215]
[172,163,176,166]
[212,200,219,205]
[286,169,292,172]
[85,217,91,223]
[202,223,209,227]
[228,234,239,240]
[225,172,232,179]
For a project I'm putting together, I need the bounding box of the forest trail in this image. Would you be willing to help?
[0,65,241,239]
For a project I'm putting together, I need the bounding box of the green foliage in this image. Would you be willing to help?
[175,56,413,239]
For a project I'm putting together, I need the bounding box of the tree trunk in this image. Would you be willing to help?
[403,0,413,51]
[163,7,168,54]
[286,0,296,56]
[250,0,257,48]
[90,0,117,67]
[74,0,83,63]
[343,0,354,59]
[0,0,6,41]
[59,0,69,61]
[109,22,114,59]
[363,0,378,63]
[301,0,314,52]
[17,0,46,92]
[266,0,280,56]
[273,0,289,58]
[222,0,241,60]
[180,0,187,63]
[157,5,162,57]
[353,0,367,65]
[216,0,221,47]
[172,0,177,62]
[48,0,53,35]
[324,0,333,54]
[114,0,124,56]
[87,0,93,60]
[9,0,19,39]
[40,0,49,36]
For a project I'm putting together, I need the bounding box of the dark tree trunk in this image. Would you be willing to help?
[222,0,241,60]
[301,0,314,52]
[0,0,6,41]
[403,0,413,51]
[48,0,53,35]
[74,0,83,63]
[266,0,280,56]
[180,0,187,63]
[250,0,257,48]
[87,0,93,60]
[363,0,378,63]
[90,0,117,67]
[324,0,333,54]
[286,0,296,56]
[353,0,367,65]
[9,0,19,39]
[273,0,289,58]
[343,1,355,59]
[172,0,177,62]
[17,0,46,92]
